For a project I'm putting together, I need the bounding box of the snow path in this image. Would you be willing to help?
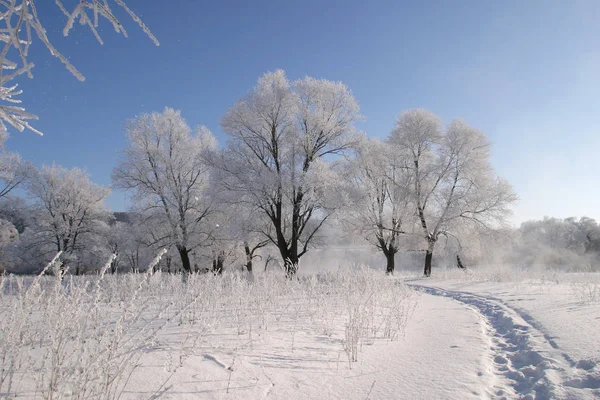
[411,283,600,400]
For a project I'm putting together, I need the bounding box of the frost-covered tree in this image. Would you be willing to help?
[577,217,600,255]
[0,217,17,272]
[0,0,157,138]
[521,217,581,251]
[206,154,274,274]
[103,214,155,272]
[219,203,270,274]
[220,70,359,276]
[112,108,217,274]
[389,109,517,276]
[238,216,271,273]
[24,164,110,269]
[343,138,412,274]
[0,194,30,233]
[0,151,33,198]
[520,216,600,260]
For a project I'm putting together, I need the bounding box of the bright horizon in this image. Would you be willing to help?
[6,0,600,225]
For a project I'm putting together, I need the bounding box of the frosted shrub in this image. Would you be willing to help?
[0,251,176,400]
[335,267,419,365]
[0,262,419,398]
[571,273,600,303]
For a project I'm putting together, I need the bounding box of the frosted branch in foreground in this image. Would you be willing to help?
[0,0,158,139]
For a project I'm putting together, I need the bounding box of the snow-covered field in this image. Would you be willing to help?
[1,266,599,400]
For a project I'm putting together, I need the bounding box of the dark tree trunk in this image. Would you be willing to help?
[279,247,298,278]
[276,246,299,278]
[423,239,436,277]
[424,250,433,277]
[178,246,191,274]
[385,251,395,275]
[279,237,300,278]
[456,255,466,270]
[268,195,306,278]
[244,242,253,273]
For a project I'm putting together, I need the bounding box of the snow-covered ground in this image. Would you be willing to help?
[123,287,489,400]
[406,275,600,400]
[1,268,599,399]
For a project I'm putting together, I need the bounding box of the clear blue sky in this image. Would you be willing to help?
[6,0,600,224]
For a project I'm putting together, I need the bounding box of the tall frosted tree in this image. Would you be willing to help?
[220,70,359,276]
[112,108,216,274]
[388,109,517,276]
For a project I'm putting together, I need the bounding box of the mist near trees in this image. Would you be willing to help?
[0,70,598,276]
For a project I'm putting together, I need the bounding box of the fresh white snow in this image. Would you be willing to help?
[1,269,599,399]
[409,275,600,400]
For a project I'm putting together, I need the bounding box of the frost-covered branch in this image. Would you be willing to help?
[0,0,157,139]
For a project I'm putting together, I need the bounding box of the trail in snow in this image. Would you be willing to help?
[411,284,600,400]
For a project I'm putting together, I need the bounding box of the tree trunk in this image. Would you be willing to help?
[385,251,395,275]
[212,251,224,275]
[423,250,432,277]
[277,246,299,278]
[244,242,253,273]
[178,246,191,274]
[456,255,466,270]
[286,236,299,277]
[279,248,299,278]
[423,239,436,277]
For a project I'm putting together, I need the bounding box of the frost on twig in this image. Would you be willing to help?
[0,0,158,139]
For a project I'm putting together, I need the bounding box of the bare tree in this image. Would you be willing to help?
[112,108,216,274]
[0,0,158,138]
[343,138,412,274]
[389,109,517,276]
[220,70,360,276]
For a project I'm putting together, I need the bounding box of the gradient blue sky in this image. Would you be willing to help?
[6,0,600,224]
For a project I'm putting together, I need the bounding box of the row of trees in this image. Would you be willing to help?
[1,71,520,276]
[514,216,600,267]
[1,4,596,276]
[344,110,516,275]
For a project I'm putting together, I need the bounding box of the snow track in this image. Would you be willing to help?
[412,285,600,400]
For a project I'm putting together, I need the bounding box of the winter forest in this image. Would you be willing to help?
[1,1,599,399]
